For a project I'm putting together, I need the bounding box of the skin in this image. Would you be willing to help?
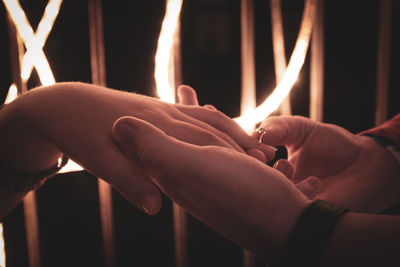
[112,115,311,260]
[112,115,400,265]
[0,82,274,218]
[258,115,400,213]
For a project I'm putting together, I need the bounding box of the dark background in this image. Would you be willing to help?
[0,0,399,266]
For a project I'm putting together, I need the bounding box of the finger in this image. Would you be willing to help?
[247,148,267,163]
[204,104,217,110]
[177,85,199,105]
[255,115,316,147]
[94,135,162,216]
[176,105,272,154]
[175,86,244,151]
[295,176,321,199]
[173,112,246,152]
[273,159,294,179]
[160,117,237,149]
[112,116,199,185]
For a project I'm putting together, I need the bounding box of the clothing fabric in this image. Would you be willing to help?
[359,113,400,148]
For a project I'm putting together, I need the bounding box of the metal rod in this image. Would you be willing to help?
[240,0,257,116]
[7,14,40,267]
[375,0,392,126]
[23,192,41,267]
[88,1,115,266]
[310,0,324,122]
[173,202,187,267]
[270,0,291,115]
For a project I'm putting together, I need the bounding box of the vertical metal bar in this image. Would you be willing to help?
[88,1,115,267]
[23,192,41,267]
[375,0,392,126]
[173,203,187,267]
[171,19,188,267]
[240,0,257,115]
[0,223,5,267]
[270,0,291,115]
[310,0,324,122]
[241,0,257,265]
[7,14,40,267]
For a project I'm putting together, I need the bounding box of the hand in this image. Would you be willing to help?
[257,115,400,213]
[0,82,273,215]
[111,115,310,260]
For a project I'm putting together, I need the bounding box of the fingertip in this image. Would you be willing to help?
[273,159,294,179]
[204,104,217,110]
[177,84,199,105]
[247,148,267,163]
[296,176,322,199]
[139,192,162,215]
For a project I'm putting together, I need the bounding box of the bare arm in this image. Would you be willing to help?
[0,82,270,219]
[111,116,400,265]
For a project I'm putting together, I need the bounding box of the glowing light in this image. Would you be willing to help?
[0,223,4,267]
[4,0,83,173]
[4,84,18,104]
[154,0,183,103]
[2,0,62,86]
[235,0,316,131]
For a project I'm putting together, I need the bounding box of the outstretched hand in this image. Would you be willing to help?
[257,115,400,212]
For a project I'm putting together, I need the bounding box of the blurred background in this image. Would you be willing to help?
[0,0,399,266]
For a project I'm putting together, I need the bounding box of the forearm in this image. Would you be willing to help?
[0,94,61,219]
[323,213,400,266]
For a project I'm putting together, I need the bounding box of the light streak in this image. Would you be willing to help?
[3,0,82,173]
[235,0,317,132]
[4,84,18,104]
[2,0,62,86]
[154,0,183,103]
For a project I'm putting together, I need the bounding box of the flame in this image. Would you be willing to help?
[235,0,316,131]
[0,223,4,267]
[154,0,183,103]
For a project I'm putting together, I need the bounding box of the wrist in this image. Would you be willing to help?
[271,200,349,267]
[0,92,62,172]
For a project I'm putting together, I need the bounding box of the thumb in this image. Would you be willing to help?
[112,116,193,186]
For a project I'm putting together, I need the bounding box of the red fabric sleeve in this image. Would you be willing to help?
[358,114,400,148]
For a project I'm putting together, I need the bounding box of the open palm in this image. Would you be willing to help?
[260,116,400,213]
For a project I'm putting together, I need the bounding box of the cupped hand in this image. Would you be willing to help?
[258,115,400,212]
[111,116,310,260]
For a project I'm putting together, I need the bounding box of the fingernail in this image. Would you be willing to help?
[139,193,158,215]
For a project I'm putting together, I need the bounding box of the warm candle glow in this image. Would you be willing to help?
[154,0,183,103]
[235,0,316,131]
